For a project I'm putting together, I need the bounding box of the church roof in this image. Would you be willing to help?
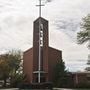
[34,17,48,23]
[24,46,62,54]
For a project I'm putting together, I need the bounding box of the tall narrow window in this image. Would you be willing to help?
[40,24,43,47]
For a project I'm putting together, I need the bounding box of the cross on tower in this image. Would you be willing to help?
[36,0,44,17]
[36,0,45,83]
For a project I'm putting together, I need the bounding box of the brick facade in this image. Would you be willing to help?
[23,17,62,84]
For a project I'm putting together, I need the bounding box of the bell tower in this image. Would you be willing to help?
[33,17,49,83]
[32,0,49,83]
[23,0,62,86]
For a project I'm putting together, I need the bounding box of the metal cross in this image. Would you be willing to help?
[36,0,44,17]
[36,0,45,83]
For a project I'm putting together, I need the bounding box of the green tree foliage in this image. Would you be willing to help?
[77,14,90,45]
[8,50,22,75]
[0,56,10,87]
[8,50,23,87]
[10,73,25,88]
[53,60,73,88]
[0,50,23,87]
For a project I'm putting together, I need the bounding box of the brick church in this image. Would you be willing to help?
[23,17,62,84]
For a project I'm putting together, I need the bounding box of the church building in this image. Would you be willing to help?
[23,17,62,84]
[23,0,62,84]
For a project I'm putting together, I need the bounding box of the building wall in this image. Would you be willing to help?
[48,47,62,81]
[33,17,49,72]
[23,48,33,83]
[23,47,62,83]
[73,73,87,84]
[42,18,49,75]
[32,17,49,82]
[33,18,39,72]
[23,17,62,84]
[72,72,90,86]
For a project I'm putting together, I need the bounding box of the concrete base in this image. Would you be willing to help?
[0,88,19,90]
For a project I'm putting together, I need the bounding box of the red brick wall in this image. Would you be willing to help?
[72,73,87,85]
[48,47,62,81]
[23,47,62,83]
[23,17,62,83]
[23,48,33,83]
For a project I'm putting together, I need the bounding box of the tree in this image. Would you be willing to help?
[8,50,22,75]
[7,50,23,87]
[0,50,23,87]
[0,56,10,87]
[53,60,72,88]
[77,14,90,49]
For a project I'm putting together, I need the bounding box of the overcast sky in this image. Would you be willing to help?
[0,0,90,71]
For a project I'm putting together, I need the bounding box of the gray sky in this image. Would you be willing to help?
[0,0,90,71]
